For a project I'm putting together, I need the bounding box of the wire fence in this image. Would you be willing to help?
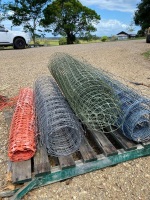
[49,52,123,133]
[93,68,150,142]
[49,53,150,142]
[34,76,83,157]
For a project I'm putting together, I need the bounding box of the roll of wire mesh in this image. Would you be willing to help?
[49,53,150,142]
[8,88,36,162]
[34,76,83,157]
[49,52,123,133]
[92,68,150,142]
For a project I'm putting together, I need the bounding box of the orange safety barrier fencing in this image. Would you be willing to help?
[8,88,36,162]
[0,95,18,111]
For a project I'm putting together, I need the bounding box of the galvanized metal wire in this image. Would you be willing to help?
[92,68,150,142]
[49,53,150,142]
[34,76,83,157]
[49,52,123,133]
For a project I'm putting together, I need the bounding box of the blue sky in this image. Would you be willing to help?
[1,0,141,36]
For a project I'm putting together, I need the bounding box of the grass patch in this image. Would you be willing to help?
[30,39,59,46]
[79,39,101,44]
[142,50,150,59]
[29,37,146,47]
[31,38,102,46]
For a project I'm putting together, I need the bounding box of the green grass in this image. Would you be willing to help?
[79,39,102,44]
[30,38,103,46]
[30,39,59,46]
[30,37,147,47]
[142,50,150,59]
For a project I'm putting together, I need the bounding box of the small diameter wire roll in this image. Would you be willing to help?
[8,88,36,162]
[34,76,83,157]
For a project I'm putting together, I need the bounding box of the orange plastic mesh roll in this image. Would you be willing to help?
[8,88,36,162]
[0,95,18,111]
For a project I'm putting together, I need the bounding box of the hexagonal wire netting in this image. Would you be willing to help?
[34,76,83,157]
[93,68,150,142]
[49,52,123,134]
[49,53,150,142]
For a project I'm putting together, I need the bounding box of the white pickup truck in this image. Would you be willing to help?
[0,25,31,49]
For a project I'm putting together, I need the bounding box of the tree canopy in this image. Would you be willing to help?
[134,0,150,31]
[41,0,100,44]
[7,0,50,44]
[0,0,8,23]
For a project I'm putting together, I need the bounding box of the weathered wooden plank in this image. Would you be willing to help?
[89,130,118,156]
[79,136,97,162]
[58,155,75,169]
[11,144,150,200]
[12,160,32,184]
[107,127,137,151]
[3,109,32,183]
[34,146,51,177]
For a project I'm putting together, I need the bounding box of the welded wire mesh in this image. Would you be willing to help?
[49,52,123,133]
[8,88,36,162]
[34,76,83,157]
[49,53,150,142]
[92,68,150,142]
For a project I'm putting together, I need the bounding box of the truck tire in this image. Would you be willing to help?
[13,38,26,49]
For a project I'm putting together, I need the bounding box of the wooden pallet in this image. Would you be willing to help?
[1,109,150,200]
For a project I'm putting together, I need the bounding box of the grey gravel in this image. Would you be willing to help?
[0,39,150,200]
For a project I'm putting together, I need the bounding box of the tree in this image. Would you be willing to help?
[41,0,100,44]
[134,0,150,32]
[127,21,135,33]
[0,0,8,23]
[7,0,51,45]
[137,29,145,37]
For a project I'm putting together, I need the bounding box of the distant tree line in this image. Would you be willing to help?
[1,0,150,44]
[0,0,100,45]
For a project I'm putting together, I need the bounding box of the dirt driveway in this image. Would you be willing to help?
[0,39,150,200]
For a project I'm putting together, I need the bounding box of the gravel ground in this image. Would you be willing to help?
[0,39,150,200]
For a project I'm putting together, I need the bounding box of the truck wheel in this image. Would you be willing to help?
[14,38,26,49]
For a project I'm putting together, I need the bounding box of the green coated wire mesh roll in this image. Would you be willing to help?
[48,53,122,132]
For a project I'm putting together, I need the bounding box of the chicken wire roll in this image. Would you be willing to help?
[89,67,150,142]
[49,52,123,133]
[34,76,83,157]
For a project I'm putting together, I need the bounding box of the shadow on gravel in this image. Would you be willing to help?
[0,45,46,51]
[0,47,14,51]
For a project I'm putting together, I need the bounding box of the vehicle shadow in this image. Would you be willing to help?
[0,48,14,51]
[0,47,28,51]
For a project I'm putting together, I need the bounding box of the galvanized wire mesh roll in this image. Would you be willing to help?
[34,76,83,157]
[49,52,122,133]
[92,68,150,142]
[49,53,150,142]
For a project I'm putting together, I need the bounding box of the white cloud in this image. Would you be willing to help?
[80,0,140,13]
[94,19,135,36]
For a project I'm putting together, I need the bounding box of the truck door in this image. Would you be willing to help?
[0,26,10,43]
